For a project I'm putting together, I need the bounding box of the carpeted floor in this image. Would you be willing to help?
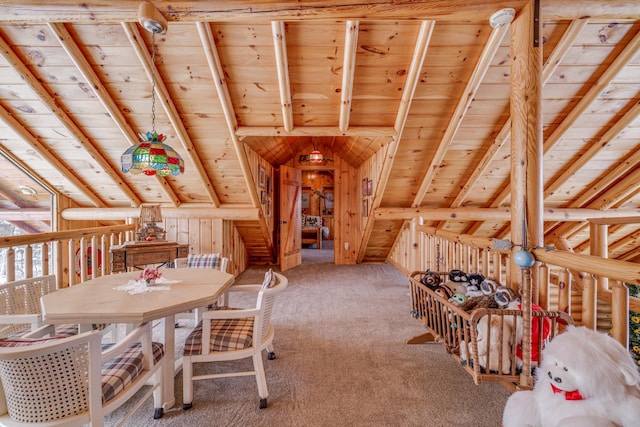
[107,241,510,426]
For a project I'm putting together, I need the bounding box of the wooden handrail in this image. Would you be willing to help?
[0,225,134,248]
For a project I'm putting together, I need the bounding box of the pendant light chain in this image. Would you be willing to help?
[150,31,157,135]
[120,13,184,176]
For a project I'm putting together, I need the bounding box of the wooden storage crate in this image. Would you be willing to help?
[408,271,573,390]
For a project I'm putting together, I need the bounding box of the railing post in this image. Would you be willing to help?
[42,242,50,276]
[538,263,549,309]
[24,244,33,279]
[68,239,76,287]
[6,248,15,282]
[611,280,629,348]
[558,268,571,315]
[582,275,596,329]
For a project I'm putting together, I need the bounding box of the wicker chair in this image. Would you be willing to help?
[182,270,288,410]
[0,275,77,338]
[0,321,164,427]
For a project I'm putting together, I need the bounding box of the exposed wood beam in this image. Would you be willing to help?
[0,1,529,23]
[412,22,509,207]
[198,20,274,258]
[358,20,434,263]
[0,32,121,207]
[0,105,104,207]
[197,21,261,209]
[572,147,640,209]
[545,98,640,200]
[374,207,640,221]
[122,22,221,207]
[236,126,397,137]
[0,147,59,197]
[62,207,259,221]
[548,167,640,240]
[543,30,640,156]
[619,245,640,262]
[271,21,293,132]
[541,19,589,86]
[589,216,640,225]
[2,1,638,23]
[450,19,586,211]
[47,22,180,207]
[493,28,640,207]
[339,21,359,133]
[0,208,50,221]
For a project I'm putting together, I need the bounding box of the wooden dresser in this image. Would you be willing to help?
[110,241,189,273]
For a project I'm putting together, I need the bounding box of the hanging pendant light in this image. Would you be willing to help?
[121,2,184,177]
[309,142,323,164]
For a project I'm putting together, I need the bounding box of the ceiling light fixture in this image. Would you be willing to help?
[489,8,515,28]
[309,142,323,164]
[121,2,184,176]
[18,185,36,195]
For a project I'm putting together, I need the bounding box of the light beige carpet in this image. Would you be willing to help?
[107,243,510,426]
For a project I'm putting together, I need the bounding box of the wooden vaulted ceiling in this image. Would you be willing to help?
[0,1,639,262]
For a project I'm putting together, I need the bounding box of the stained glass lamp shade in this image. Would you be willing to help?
[121,132,184,176]
[309,150,323,163]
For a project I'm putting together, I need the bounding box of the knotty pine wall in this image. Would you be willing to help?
[290,145,362,265]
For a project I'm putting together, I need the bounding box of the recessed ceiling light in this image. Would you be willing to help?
[18,185,36,195]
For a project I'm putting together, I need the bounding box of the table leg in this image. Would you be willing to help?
[162,315,176,409]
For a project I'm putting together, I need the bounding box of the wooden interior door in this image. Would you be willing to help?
[279,165,302,271]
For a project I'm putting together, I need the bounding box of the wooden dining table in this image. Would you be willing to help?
[40,268,235,410]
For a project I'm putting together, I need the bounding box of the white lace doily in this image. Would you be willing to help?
[113,277,182,295]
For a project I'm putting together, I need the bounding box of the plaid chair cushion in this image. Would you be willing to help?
[101,342,164,404]
[183,317,254,356]
[186,253,222,269]
[4,323,78,339]
[0,336,66,347]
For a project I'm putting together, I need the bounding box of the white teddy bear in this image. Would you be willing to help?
[503,325,640,427]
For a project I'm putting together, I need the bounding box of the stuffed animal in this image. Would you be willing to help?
[458,294,499,312]
[465,272,485,297]
[460,314,512,374]
[448,293,467,306]
[504,300,550,368]
[503,326,640,427]
[442,269,470,296]
[420,269,442,289]
[449,269,468,283]
[494,286,520,308]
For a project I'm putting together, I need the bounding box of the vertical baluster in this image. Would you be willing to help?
[24,244,33,279]
[557,268,571,315]
[68,239,76,287]
[6,248,15,282]
[582,274,596,329]
[41,242,49,276]
[538,263,549,309]
[90,235,99,279]
[79,238,87,283]
[611,280,629,348]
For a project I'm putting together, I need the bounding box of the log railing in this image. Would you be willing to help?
[0,225,135,289]
[389,219,640,349]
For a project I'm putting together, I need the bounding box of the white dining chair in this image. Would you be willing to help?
[0,321,164,426]
[0,275,78,339]
[174,253,230,325]
[182,270,288,410]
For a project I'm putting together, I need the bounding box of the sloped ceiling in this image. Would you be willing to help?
[0,1,639,262]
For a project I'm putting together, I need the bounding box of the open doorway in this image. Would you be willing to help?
[301,170,334,265]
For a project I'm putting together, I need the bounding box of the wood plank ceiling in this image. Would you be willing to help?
[0,1,639,262]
